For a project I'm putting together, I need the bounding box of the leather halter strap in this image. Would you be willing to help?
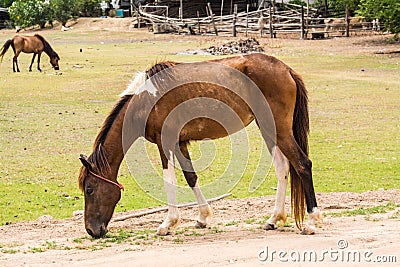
[88,170,124,191]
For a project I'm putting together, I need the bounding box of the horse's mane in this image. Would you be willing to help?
[35,34,59,59]
[145,61,179,92]
[78,61,178,190]
[78,94,133,191]
[145,61,177,78]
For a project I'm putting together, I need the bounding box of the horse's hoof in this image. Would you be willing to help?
[301,226,315,235]
[156,227,169,236]
[195,221,207,229]
[263,223,276,230]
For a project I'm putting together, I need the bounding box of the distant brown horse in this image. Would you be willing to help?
[0,34,60,72]
[78,53,322,238]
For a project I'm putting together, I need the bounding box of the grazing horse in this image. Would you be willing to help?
[78,53,322,238]
[0,34,60,72]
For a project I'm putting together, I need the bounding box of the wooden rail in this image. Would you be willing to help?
[136,3,381,39]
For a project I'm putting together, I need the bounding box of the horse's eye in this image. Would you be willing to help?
[86,187,94,195]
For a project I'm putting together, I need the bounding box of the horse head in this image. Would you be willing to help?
[50,52,60,70]
[78,154,123,238]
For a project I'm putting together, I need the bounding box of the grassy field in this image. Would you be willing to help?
[0,24,399,225]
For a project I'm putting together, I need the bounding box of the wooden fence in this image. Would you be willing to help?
[136,3,380,39]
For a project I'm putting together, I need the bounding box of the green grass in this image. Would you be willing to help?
[327,202,400,217]
[0,28,399,225]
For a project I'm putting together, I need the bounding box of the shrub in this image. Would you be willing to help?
[9,0,51,28]
[358,0,400,36]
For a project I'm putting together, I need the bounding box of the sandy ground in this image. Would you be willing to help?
[0,18,399,266]
[1,189,399,266]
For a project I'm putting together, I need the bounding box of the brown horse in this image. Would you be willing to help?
[78,53,322,238]
[0,34,60,72]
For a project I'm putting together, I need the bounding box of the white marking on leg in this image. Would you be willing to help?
[266,146,289,229]
[192,182,212,228]
[157,150,180,235]
[119,71,158,97]
[302,207,323,235]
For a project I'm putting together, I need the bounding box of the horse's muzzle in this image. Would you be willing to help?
[86,225,108,238]
[54,66,59,70]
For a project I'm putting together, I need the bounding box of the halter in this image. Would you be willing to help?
[88,170,124,191]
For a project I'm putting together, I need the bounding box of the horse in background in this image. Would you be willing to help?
[0,34,60,72]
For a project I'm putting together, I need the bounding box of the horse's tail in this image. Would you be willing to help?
[0,39,13,62]
[289,69,309,230]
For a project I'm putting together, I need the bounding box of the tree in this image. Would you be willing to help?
[1,0,14,8]
[77,0,102,17]
[49,0,80,27]
[312,0,361,16]
[9,0,51,28]
[358,0,400,36]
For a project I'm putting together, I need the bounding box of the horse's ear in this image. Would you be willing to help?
[79,154,92,170]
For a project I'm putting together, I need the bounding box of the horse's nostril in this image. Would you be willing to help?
[100,226,108,237]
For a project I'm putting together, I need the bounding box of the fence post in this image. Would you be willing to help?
[207,2,218,36]
[259,11,264,38]
[135,9,141,29]
[233,4,237,37]
[301,5,305,39]
[197,10,201,34]
[269,5,274,38]
[245,4,249,37]
[345,6,350,37]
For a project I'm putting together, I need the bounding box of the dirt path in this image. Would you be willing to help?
[1,190,399,266]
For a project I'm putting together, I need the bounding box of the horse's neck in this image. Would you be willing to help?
[42,42,53,56]
[101,98,132,177]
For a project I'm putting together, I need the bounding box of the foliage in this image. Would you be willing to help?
[6,0,103,28]
[357,0,400,35]
[49,0,80,27]
[312,0,361,16]
[288,0,307,7]
[77,0,102,17]
[1,0,14,8]
[9,0,51,28]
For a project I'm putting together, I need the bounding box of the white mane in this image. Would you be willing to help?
[119,71,157,97]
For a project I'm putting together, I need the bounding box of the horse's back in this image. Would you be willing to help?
[217,53,298,136]
[12,35,43,53]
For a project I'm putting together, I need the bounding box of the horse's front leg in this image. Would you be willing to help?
[157,149,180,236]
[29,53,36,72]
[13,56,19,72]
[264,146,289,230]
[176,142,212,228]
[37,53,42,72]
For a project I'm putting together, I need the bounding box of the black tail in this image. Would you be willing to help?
[289,69,309,230]
[0,39,13,62]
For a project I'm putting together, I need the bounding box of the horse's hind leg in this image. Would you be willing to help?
[29,53,36,72]
[10,43,19,72]
[264,146,289,230]
[278,135,322,234]
[176,141,212,228]
[156,145,180,236]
